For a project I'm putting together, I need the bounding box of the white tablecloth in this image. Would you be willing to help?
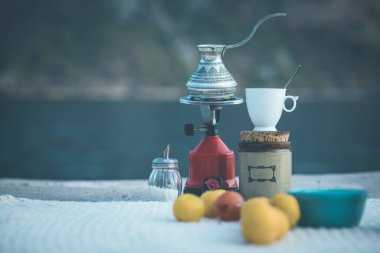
[1,172,379,253]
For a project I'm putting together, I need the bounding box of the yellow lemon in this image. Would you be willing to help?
[270,193,300,227]
[241,203,279,245]
[272,207,290,239]
[173,194,205,222]
[200,189,226,218]
[240,197,270,217]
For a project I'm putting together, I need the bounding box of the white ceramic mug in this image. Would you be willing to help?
[245,88,298,131]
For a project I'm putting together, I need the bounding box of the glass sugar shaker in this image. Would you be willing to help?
[148,144,182,201]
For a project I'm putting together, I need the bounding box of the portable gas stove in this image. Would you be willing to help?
[179,13,286,195]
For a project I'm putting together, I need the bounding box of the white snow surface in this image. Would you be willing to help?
[0,172,379,253]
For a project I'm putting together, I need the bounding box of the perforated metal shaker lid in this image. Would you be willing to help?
[152,144,178,169]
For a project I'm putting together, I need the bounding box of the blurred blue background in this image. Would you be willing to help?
[1,0,379,179]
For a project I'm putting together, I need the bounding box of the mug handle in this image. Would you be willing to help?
[283,96,299,112]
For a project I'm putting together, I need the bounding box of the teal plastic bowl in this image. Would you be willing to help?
[289,189,367,228]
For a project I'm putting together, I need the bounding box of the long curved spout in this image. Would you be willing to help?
[225,13,286,50]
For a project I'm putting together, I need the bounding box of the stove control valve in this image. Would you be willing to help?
[184,124,207,136]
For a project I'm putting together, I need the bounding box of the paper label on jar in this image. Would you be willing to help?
[239,151,291,199]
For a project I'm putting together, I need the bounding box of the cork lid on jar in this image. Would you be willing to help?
[240,131,290,143]
[239,131,291,152]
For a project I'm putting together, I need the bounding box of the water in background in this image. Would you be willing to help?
[1,101,379,179]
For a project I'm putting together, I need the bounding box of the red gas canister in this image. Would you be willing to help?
[184,136,238,195]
